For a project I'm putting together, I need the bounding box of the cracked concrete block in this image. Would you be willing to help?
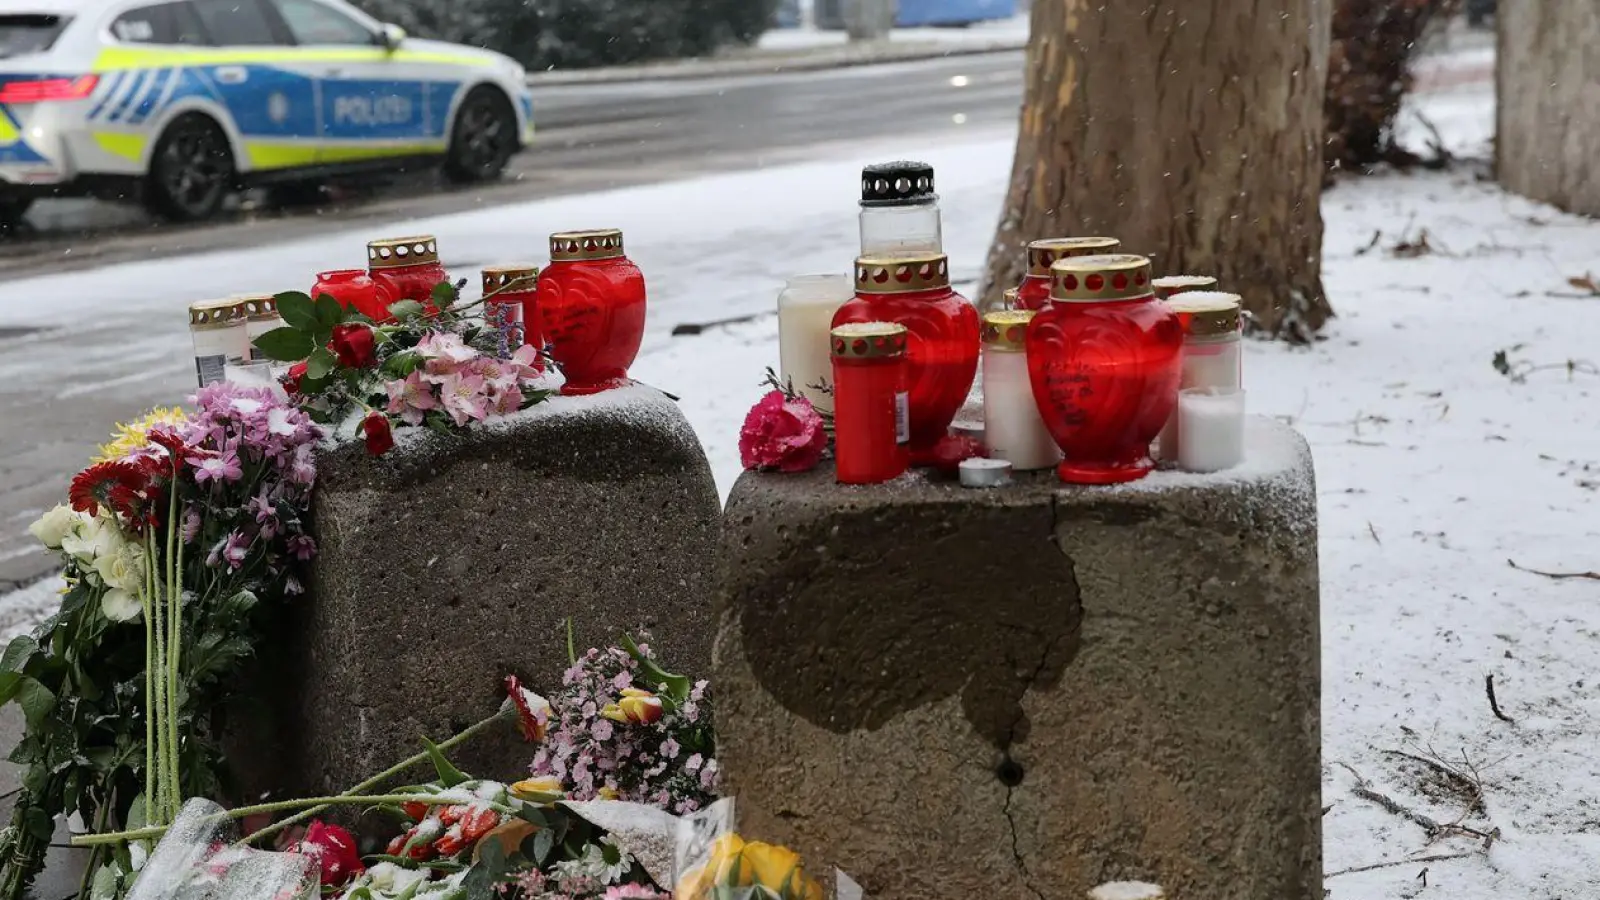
[229,387,720,818]
[714,417,1320,899]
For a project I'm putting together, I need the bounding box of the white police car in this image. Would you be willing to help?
[0,0,535,224]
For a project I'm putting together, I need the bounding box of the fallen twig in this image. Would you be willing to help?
[1326,851,1477,878]
[1485,674,1515,724]
[1507,559,1600,581]
[1382,748,1486,813]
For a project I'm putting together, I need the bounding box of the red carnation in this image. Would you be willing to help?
[329,323,377,369]
[738,390,827,474]
[361,411,394,456]
[296,820,364,888]
[282,360,308,396]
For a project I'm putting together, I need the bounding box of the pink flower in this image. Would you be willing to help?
[287,535,317,561]
[508,344,542,379]
[385,371,438,425]
[603,887,668,900]
[191,448,243,484]
[434,370,490,426]
[738,390,827,474]
[416,332,478,366]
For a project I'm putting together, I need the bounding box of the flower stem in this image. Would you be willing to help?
[71,794,504,848]
[165,487,181,822]
[144,530,167,826]
[236,706,513,848]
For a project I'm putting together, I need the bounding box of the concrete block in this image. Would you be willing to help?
[715,417,1320,899]
[234,387,720,813]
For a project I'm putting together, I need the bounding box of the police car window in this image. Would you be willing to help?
[111,4,203,45]
[190,0,282,46]
[273,0,373,45]
[0,14,69,58]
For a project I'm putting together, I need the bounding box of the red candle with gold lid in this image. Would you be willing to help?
[538,229,646,396]
[481,264,542,363]
[1016,237,1120,310]
[368,235,449,313]
[831,322,910,485]
[1026,253,1182,484]
[831,253,978,462]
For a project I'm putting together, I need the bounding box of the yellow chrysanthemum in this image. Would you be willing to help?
[93,407,189,463]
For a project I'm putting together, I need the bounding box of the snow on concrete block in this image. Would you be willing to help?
[237,386,720,807]
[714,417,1320,900]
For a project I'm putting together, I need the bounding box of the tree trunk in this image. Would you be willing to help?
[1498,0,1600,215]
[983,0,1334,341]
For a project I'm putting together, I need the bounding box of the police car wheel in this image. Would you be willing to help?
[444,86,516,184]
[147,114,236,223]
[0,198,32,232]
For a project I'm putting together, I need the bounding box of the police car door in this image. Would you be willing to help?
[268,0,427,159]
[185,0,320,170]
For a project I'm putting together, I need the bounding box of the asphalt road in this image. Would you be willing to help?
[0,50,1026,587]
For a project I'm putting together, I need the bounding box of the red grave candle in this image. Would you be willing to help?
[368,235,449,313]
[481,264,542,364]
[538,229,646,396]
[312,269,388,322]
[831,253,979,463]
[1026,253,1183,484]
[1015,237,1121,311]
[831,322,910,484]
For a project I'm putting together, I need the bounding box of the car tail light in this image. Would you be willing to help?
[0,75,99,104]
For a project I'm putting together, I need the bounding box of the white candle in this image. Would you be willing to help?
[981,310,1062,471]
[1176,387,1246,473]
[777,274,854,414]
[1159,291,1243,462]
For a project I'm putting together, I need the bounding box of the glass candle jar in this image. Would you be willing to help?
[368,235,448,312]
[1158,292,1243,462]
[1026,254,1183,484]
[858,161,942,255]
[1177,387,1246,473]
[981,310,1062,471]
[777,274,854,415]
[189,299,251,388]
[832,253,979,463]
[1016,237,1120,310]
[313,269,388,322]
[538,229,647,396]
[1152,274,1219,301]
[482,264,540,360]
[238,295,284,362]
[831,322,910,484]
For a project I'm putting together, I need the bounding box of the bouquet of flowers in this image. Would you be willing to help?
[0,385,322,899]
[512,634,717,816]
[251,281,551,456]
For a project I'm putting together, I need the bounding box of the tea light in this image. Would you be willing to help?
[959,457,1012,488]
[1088,883,1165,900]
[951,418,985,443]
[1176,387,1245,473]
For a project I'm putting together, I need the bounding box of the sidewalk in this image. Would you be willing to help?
[526,16,1030,87]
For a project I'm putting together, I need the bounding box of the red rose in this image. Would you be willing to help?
[361,411,395,456]
[282,360,309,395]
[297,820,364,888]
[329,323,377,369]
[738,390,827,473]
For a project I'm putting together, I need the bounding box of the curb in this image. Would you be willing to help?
[526,39,1028,88]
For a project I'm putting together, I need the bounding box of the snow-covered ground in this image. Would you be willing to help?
[6,56,1600,895]
[757,13,1029,52]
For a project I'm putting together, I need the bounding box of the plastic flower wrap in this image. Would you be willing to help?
[122,798,318,900]
[674,800,846,900]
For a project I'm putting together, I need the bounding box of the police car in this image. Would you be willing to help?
[0,0,535,224]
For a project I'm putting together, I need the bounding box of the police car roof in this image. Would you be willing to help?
[2,0,99,15]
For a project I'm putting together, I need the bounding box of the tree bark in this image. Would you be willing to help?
[1498,0,1600,216]
[983,0,1334,341]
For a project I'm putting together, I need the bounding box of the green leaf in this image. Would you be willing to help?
[431,280,458,310]
[315,293,348,328]
[420,736,470,787]
[275,291,318,331]
[460,837,505,900]
[305,347,337,380]
[1,635,39,674]
[253,326,314,362]
[382,351,421,379]
[15,678,55,729]
[531,826,554,865]
[622,634,692,706]
[89,861,121,900]
[388,299,426,320]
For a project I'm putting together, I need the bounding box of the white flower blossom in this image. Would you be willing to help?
[60,513,121,565]
[100,588,142,623]
[27,504,79,550]
[93,541,146,593]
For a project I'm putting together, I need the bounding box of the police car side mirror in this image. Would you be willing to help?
[379,23,406,51]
